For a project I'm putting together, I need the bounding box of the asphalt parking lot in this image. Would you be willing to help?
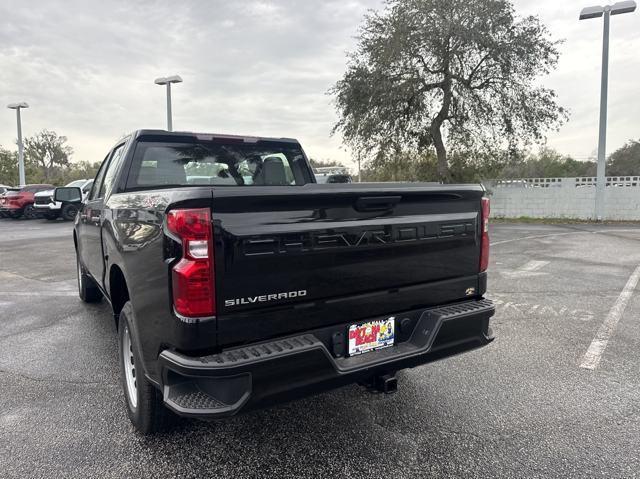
[1,219,640,478]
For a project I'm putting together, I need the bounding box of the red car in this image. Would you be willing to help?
[0,184,54,219]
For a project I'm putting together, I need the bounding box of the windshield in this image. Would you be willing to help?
[126,140,313,190]
[65,180,86,188]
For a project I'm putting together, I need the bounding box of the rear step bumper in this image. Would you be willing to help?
[158,298,495,419]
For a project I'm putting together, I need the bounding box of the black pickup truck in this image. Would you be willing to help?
[62,129,494,434]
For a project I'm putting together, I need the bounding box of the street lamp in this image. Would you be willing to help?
[154,75,182,132]
[7,102,29,186]
[579,1,636,220]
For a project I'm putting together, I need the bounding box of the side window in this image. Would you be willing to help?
[89,155,111,201]
[99,144,126,198]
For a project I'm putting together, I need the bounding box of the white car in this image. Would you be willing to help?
[34,179,93,220]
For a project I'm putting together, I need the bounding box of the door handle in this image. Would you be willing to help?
[354,196,401,212]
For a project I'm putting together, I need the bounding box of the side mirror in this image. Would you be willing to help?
[54,187,82,203]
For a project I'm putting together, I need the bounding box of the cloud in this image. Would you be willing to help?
[0,0,638,174]
[0,0,375,167]
[515,0,640,159]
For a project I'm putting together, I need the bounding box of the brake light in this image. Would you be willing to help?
[167,208,216,318]
[480,197,490,272]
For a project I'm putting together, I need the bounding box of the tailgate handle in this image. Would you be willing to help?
[355,196,401,212]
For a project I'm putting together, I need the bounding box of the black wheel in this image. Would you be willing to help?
[76,254,102,303]
[118,302,174,435]
[23,205,36,219]
[61,203,79,221]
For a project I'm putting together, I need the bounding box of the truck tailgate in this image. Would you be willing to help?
[211,183,485,346]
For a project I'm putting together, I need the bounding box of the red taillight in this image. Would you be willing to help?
[480,197,490,272]
[167,208,216,318]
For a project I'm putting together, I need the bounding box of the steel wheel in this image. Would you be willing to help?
[121,323,138,408]
[77,257,83,292]
[24,205,35,219]
[62,203,79,221]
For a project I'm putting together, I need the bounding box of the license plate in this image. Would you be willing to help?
[348,317,395,356]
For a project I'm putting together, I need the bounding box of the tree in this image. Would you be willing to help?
[24,130,73,184]
[0,146,18,185]
[1,135,100,186]
[0,145,42,185]
[65,161,102,183]
[362,149,438,182]
[331,0,567,181]
[500,147,595,178]
[607,139,640,176]
[360,146,597,182]
[308,158,346,169]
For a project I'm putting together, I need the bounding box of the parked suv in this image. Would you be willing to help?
[0,186,17,218]
[34,179,93,220]
[0,184,54,219]
[315,173,353,183]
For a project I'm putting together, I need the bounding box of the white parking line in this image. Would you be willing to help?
[490,232,583,246]
[580,264,640,370]
[501,260,550,278]
[0,291,77,297]
[490,228,640,247]
[520,260,549,272]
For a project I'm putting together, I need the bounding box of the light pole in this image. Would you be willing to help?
[154,75,182,131]
[7,102,29,186]
[580,1,636,220]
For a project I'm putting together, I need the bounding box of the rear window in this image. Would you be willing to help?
[66,180,86,188]
[126,140,313,190]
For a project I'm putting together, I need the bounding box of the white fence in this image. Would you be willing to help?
[485,177,640,220]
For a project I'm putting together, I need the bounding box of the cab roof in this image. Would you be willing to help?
[132,129,299,144]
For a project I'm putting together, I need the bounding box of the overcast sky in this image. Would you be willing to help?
[0,0,638,170]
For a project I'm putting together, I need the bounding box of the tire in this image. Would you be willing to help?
[76,254,102,303]
[23,205,36,219]
[61,203,79,221]
[118,302,174,435]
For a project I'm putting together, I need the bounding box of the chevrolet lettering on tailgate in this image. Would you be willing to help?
[241,222,476,256]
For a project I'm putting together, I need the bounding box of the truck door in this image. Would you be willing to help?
[79,143,126,284]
